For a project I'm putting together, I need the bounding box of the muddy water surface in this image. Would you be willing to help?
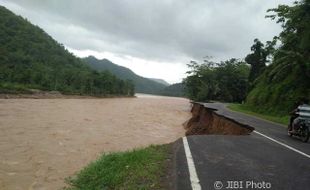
[0,94,190,190]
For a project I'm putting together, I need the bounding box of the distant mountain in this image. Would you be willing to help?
[159,83,185,97]
[83,56,167,94]
[148,78,169,86]
[0,6,134,96]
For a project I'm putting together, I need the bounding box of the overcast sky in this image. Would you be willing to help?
[0,0,293,83]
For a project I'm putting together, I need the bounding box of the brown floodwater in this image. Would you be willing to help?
[0,94,190,190]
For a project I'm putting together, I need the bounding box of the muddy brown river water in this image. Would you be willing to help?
[0,94,190,190]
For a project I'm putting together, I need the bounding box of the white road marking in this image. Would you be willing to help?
[254,131,310,159]
[182,137,202,190]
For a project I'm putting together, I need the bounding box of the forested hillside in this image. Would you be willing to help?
[246,0,310,115]
[159,83,185,97]
[83,56,167,94]
[183,0,309,115]
[0,6,134,96]
[149,78,170,86]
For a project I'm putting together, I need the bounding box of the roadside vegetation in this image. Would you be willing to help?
[228,103,289,126]
[184,58,249,103]
[65,145,170,190]
[245,0,310,115]
[184,0,309,119]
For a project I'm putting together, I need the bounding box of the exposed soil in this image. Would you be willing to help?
[0,94,190,190]
[184,103,254,135]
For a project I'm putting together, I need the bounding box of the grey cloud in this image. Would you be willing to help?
[1,0,294,63]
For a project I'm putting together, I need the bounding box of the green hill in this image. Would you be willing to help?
[83,56,167,94]
[149,78,169,86]
[0,6,134,96]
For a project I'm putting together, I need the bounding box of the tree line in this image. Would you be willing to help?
[184,58,249,103]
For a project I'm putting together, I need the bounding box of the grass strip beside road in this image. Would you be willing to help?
[65,144,170,190]
[227,103,289,126]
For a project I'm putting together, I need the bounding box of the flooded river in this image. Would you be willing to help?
[0,94,190,190]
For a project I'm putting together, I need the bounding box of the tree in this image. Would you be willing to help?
[245,39,269,83]
[266,0,310,82]
[215,59,249,102]
[183,58,250,102]
[245,0,310,114]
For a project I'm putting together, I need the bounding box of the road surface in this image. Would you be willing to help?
[175,102,310,190]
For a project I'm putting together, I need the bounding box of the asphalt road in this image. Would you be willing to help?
[175,103,310,190]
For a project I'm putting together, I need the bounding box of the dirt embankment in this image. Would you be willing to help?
[184,103,254,135]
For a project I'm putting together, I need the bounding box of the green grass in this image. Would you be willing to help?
[64,144,170,190]
[227,103,289,126]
